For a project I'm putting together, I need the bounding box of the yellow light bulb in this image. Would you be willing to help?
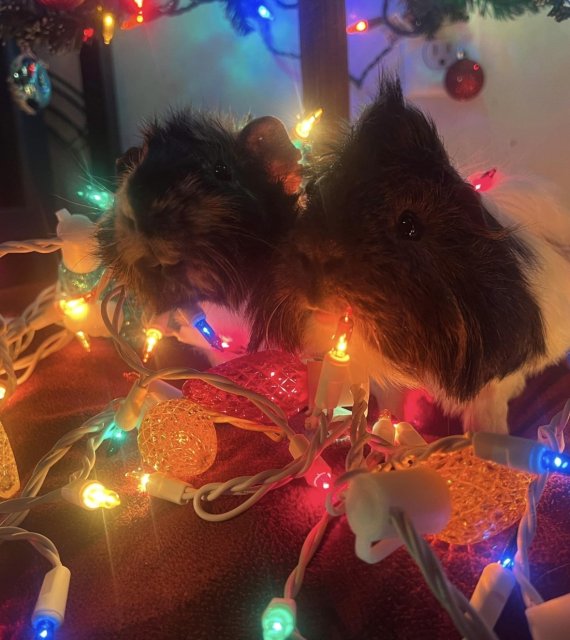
[143,328,163,363]
[138,473,150,492]
[332,334,348,359]
[329,309,353,361]
[0,386,6,400]
[59,297,90,321]
[75,330,91,352]
[102,13,115,45]
[295,108,323,140]
[81,481,120,510]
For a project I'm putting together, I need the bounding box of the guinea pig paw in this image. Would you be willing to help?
[462,401,509,434]
[461,392,511,434]
[461,373,528,434]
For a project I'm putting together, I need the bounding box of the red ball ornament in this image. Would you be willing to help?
[183,351,308,424]
[37,0,85,7]
[444,58,484,101]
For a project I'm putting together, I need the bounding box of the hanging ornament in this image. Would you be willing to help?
[138,399,218,481]
[417,447,532,545]
[36,0,85,8]
[444,54,485,101]
[183,351,308,424]
[8,53,52,116]
[0,419,20,499]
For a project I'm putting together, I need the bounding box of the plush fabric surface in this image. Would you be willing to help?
[1,285,570,640]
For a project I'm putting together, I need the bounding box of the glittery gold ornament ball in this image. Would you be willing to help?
[138,399,217,481]
[418,447,533,545]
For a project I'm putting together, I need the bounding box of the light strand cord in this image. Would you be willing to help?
[0,527,62,568]
[514,399,570,608]
[390,508,498,640]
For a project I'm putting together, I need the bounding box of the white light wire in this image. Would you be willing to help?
[0,527,62,568]
[514,399,570,609]
[390,508,499,640]
[0,238,62,258]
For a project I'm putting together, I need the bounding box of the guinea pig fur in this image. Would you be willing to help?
[97,111,301,314]
[248,78,570,433]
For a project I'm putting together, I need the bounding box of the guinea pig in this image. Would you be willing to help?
[97,111,302,314]
[247,78,570,433]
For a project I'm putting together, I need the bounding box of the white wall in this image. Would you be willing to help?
[111,4,569,202]
[347,3,570,204]
[111,2,302,148]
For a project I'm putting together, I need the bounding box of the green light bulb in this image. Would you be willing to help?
[262,599,296,640]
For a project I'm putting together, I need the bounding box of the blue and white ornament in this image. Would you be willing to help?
[8,53,52,115]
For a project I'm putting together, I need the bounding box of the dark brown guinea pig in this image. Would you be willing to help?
[97,111,301,314]
[248,77,570,433]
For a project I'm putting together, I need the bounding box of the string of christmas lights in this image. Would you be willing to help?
[0,219,570,640]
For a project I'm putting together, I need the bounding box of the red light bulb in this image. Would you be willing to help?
[347,19,368,34]
[305,457,333,491]
[469,168,497,193]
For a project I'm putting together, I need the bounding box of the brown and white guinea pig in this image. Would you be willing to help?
[97,111,302,314]
[247,77,570,433]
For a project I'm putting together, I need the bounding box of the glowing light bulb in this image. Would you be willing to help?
[76,184,114,212]
[75,330,91,352]
[262,598,296,640]
[295,108,323,140]
[500,557,514,569]
[81,481,120,510]
[33,618,56,640]
[125,469,151,492]
[540,449,570,473]
[193,315,224,351]
[258,4,274,20]
[346,19,369,34]
[473,432,570,475]
[138,473,150,492]
[0,385,6,400]
[102,13,115,45]
[59,297,89,321]
[330,309,353,361]
[469,168,497,193]
[143,328,163,363]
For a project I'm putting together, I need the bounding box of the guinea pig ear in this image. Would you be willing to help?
[238,116,302,194]
[355,76,448,161]
[116,146,142,178]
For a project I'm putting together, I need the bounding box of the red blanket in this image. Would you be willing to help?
[1,286,570,640]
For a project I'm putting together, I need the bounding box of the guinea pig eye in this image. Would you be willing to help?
[214,162,232,180]
[397,211,424,241]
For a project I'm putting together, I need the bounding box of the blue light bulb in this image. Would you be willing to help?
[540,449,570,474]
[257,4,274,20]
[499,557,514,569]
[34,618,56,640]
[193,316,224,351]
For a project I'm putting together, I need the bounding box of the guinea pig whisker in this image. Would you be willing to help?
[265,294,289,349]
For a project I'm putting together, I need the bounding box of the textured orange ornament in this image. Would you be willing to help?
[0,419,19,499]
[418,447,533,545]
[138,399,217,481]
